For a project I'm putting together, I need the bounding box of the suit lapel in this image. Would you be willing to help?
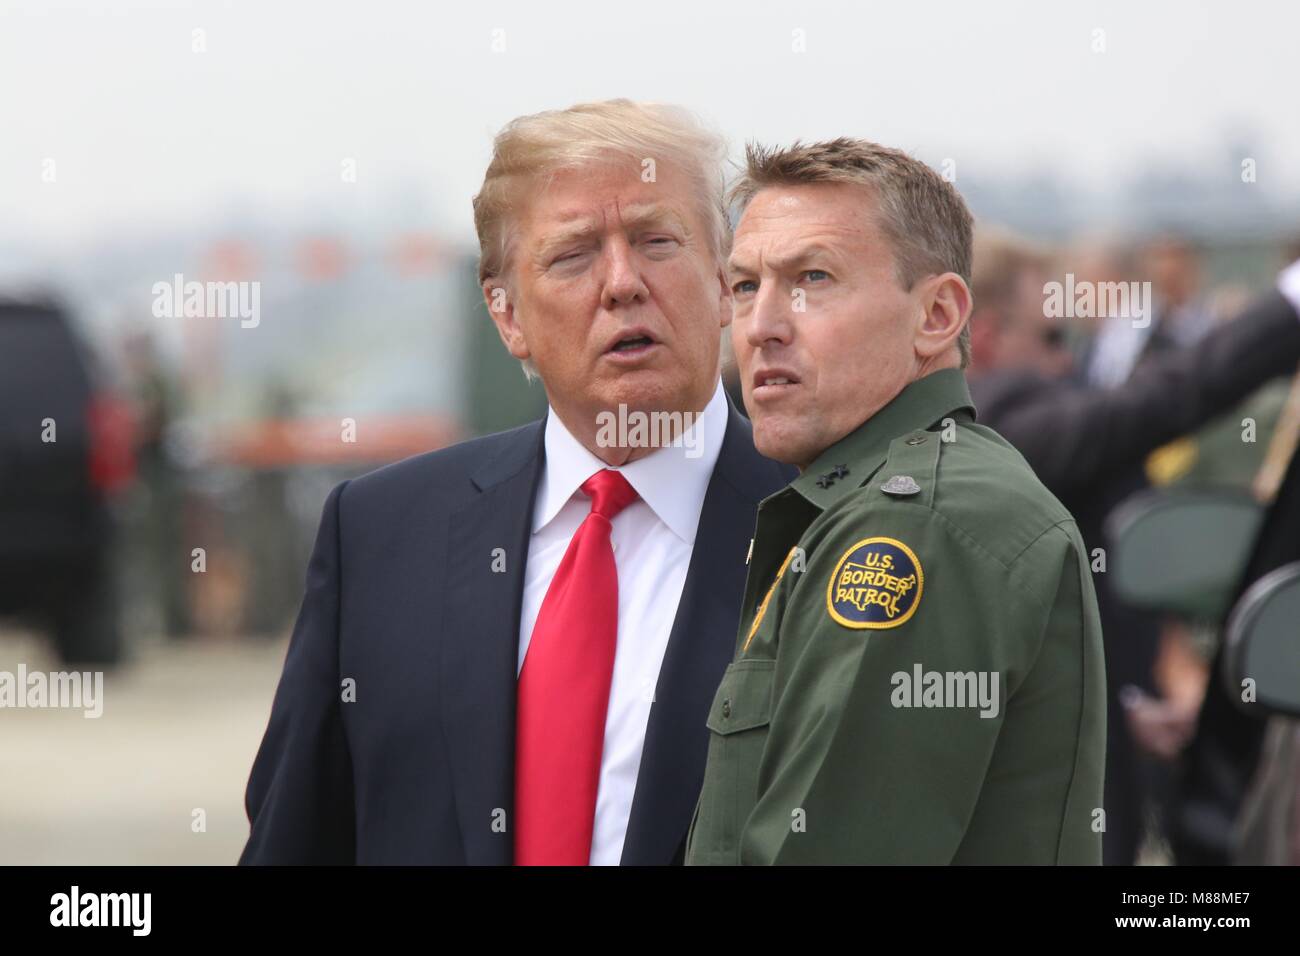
[441,420,545,865]
[620,403,791,864]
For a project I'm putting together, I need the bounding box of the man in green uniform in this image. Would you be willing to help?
[685,139,1106,865]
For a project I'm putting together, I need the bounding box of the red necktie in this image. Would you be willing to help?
[514,468,639,866]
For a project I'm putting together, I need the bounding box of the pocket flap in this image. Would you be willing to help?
[705,658,777,734]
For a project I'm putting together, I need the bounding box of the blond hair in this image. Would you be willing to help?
[729,138,974,367]
[472,99,729,286]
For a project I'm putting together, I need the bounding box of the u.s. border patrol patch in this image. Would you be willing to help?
[826,537,923,629]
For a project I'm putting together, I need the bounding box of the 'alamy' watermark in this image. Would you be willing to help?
[595,405,703,458]
[152,273,260,328]
[891,664,1000,718]
[0,665,103,718]
[50,886,150,936]
[1043,273,1151,328]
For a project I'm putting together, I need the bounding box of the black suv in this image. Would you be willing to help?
[0,297,132,664]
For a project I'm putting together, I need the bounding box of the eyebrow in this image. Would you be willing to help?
[729,242,839,276]
[620,203,686,231]
[536,204,687,253]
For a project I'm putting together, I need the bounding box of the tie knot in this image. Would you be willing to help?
[581,469,638,521]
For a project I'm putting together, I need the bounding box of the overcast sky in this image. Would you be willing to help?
[3,0,1298,247]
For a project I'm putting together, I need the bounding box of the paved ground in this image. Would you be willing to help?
[0,627,287,865]
[2,626,1174,866]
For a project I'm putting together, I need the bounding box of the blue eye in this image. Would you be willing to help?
[804,270,829,282]
[732,280,757,295]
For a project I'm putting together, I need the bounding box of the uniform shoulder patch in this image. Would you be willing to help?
[826,536,923,629]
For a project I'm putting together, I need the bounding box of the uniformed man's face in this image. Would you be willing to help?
[729,182,954,468]
[485,160,729,462]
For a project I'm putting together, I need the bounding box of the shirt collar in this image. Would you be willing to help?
[790,367,976,510]
[534,379,728,544]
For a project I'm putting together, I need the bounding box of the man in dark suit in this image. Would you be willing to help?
[966,229,1300,863]
[239,99,792,865]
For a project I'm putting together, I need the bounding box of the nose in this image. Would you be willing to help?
[743,281,795,350]
[600,236,650,310]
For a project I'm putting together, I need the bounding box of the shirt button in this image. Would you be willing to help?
[721,698,732,719]
[906,435,927,445]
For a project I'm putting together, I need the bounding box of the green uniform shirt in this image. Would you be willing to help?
[684,368,1106,865]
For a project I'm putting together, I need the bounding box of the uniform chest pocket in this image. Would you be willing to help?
[692,658,776,864]
[706,658,776,734]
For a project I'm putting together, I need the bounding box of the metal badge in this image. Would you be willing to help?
[880,474,921,497]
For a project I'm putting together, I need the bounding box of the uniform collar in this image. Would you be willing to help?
[790,367,976,510]
[534,379,728,544]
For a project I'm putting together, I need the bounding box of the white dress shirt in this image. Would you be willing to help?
[1086,310,1157,389]
[517,380,727,865]
[1279,258,1300,315]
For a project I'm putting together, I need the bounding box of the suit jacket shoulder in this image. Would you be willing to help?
[345,419,545,505]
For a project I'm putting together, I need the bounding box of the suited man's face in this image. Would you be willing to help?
[485,159,729,460]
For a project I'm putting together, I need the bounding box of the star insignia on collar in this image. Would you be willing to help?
[816,465,850,490]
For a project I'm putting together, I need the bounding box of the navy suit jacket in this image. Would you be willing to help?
[240,399,793,864]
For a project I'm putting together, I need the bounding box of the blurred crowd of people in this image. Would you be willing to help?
[952,229,1299,864]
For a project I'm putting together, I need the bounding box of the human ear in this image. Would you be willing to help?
[482,280,531,361]
[915,272,971,361]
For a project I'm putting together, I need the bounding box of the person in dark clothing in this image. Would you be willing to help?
[966,228,1300,863]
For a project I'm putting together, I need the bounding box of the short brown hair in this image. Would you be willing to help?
[729,138,974,367]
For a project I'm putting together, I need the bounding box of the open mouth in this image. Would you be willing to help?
[751,368,801,399]
[611,335,655,353]
[604,329,659,360]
